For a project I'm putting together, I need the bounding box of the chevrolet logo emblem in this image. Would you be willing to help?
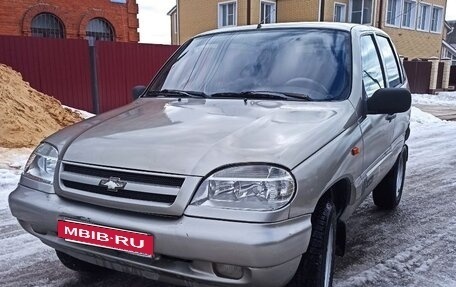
[99,177,127,192]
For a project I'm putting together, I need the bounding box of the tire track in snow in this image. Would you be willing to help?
[334,121,456,287]
[335,217,456,287]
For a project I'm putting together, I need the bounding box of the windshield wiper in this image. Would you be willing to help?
[210,91,312,101]
[146,89,209,98]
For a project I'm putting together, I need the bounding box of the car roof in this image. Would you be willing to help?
[196,22,385,38]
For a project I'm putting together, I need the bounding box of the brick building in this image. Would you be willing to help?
[0,0,139,42]
[168,0,447,59]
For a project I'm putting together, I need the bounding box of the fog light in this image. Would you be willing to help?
[213,263,243,279]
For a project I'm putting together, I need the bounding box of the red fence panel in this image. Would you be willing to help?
[0,36,93,112]
[436,62,444,90]
[450,66,456,88]
[403,60,432,94]
[96,42,178,113]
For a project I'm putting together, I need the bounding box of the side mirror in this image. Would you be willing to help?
[132,85,146,100]
[367,88,411,115]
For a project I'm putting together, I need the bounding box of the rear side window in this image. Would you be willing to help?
[360,35,385,97]
[376,36,402,87]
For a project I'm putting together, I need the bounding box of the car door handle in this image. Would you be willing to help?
[385,114,396,122]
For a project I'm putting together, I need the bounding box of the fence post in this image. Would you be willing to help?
[428,58,440,93]
[441,58,452,90]
[88,38,100,114]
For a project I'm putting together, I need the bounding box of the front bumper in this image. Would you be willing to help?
[9,185,312,287]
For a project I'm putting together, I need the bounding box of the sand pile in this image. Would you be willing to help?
[0,64,84,148]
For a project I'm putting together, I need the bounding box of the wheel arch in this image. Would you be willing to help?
[314,178,353,257]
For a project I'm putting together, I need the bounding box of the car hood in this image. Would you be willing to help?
[54,98,356,176]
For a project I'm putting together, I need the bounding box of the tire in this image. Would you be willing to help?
[56,250,108,273]
[288,200,337,287]
[372,146,407,210]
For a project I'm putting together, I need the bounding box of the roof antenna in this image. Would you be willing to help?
[257,18,265,29]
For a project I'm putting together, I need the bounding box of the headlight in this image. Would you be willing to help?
[24,143,58,184]
[190,165,295,211]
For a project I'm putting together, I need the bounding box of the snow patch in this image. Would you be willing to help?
[412,92,456,106]
[410,107,442,125]
[63,106,95,119]
[0,148,31,208]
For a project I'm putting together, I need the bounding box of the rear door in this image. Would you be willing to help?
[358,34,394,194]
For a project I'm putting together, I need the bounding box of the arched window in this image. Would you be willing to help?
[31,13,65,38]
[86,18,115,42]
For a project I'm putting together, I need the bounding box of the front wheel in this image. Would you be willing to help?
[373,146,407,210]
[288,200,337,287]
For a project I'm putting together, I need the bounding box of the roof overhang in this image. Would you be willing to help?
[167,5,177,16]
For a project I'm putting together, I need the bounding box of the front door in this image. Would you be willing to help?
[359,34,394,195]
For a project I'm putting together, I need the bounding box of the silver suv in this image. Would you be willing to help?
[9,23,411,287]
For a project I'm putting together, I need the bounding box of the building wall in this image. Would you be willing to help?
[383,27,443,59]
[178,0,248,44]
[380,0,446,59]
[174,0,446,58]
[0,0,139,42]
[277,0,319,22]
[323,0,350,22]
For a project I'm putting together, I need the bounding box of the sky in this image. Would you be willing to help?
[137,0,175,44]
[137,0,456,44]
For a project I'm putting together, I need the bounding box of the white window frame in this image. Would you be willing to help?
[334,2,347,22]
[430,4,444,33]
[218,1,237,28]
[349,0,375,25]
[385,0,402,27]
[417,2,431,32]
[401,0,417,29]
[259,0,276,24]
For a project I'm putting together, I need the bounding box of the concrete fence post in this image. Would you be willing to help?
[429,58,440,92]
[441,59,452,90]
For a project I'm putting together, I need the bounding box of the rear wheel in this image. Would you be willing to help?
[56,250,108,273]
[288,200,337,287]
[373,146,407,210]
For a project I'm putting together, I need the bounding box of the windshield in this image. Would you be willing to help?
[149,28,352,101]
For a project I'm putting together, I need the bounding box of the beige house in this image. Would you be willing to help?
[168,0,447,59]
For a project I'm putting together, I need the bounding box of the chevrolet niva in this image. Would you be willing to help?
[9,22,411,287]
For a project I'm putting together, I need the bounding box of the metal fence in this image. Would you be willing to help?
[403,60,432,94]
[450,66,456,88]
[95,41,177,112]
[0,36,93,111]
[0,35,178,113]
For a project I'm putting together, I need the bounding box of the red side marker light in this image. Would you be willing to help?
[351,147,360,156]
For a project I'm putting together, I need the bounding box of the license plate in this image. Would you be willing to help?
[57,220,154,256]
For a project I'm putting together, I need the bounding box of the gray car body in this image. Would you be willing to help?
[9,22,410,287]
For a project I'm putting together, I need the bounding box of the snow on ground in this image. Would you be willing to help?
[333,115,456,287]
[1,103,456,287]
[412,92,456,107]
[410,107,442,125]
[63,106,95,119]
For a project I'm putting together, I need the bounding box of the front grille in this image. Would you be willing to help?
[58,163,188,212]
[63,164,184,188]
[62,180,176,203]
